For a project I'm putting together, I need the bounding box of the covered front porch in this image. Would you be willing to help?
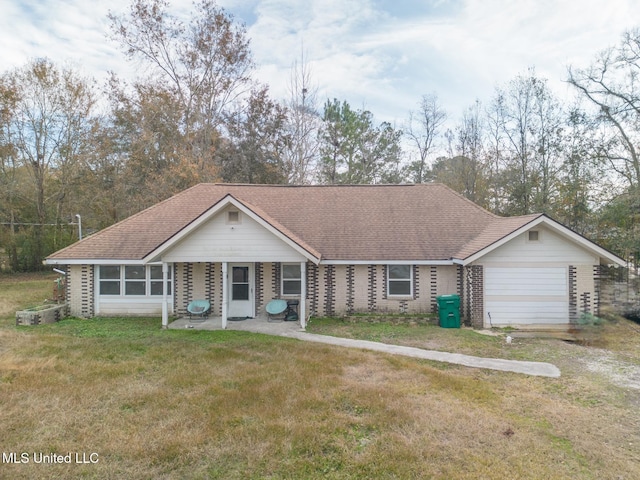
[158,260,311,330]
[145,195,321,331]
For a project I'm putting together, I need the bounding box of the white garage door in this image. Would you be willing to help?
[484,267,568,326]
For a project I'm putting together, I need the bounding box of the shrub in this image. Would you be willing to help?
[622,305,640,325]
[577,312,604,327]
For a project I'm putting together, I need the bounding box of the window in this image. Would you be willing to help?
[125,266,146,295]
[282,264,301,295]
[388,265,412,296]
[99,266,121,295]
[149,265,172,296]
[99,265,172,296]
[528,230,540,241]
[231,266,250,300]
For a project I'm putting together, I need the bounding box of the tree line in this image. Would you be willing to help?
[1,0,639,271]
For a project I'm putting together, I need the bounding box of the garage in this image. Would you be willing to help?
[484,267,568,327]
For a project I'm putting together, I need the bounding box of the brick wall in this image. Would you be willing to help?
[204,262,213,307]
[156,261,469,318]
[465,265,483,328]
[323,264,336,316]
[308,264,459,317]
[306,262,319,315]
[575,264,597,319]
[66,264,94,318]
[346,265,355,314]
[568,265,577,323]
[255,262,264,313]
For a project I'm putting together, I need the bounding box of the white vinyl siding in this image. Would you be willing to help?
[476,225,603,328]
[484,267,568,326]
[480,227,598,264]
[162,206,306,263]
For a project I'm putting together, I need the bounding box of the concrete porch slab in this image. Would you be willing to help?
[168,314,304,335]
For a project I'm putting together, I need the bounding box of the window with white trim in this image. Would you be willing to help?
[387,265,412,296]
[149,265,170,295]
[99,266,121,295]
[99,265,172,296]
[125,266,146,295]
[281,263,302,296]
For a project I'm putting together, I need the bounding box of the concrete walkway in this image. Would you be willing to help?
[168,316,561,378]
[282,331,561,378]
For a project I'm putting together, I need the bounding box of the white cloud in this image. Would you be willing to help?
[1,0,638,127]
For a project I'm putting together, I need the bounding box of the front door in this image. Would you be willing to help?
[228,264,254,318]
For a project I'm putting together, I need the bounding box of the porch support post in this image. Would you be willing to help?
[300,261,307,330]
[161,262,169,329]
[222,261,228,329]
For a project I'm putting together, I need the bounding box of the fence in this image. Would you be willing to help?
[600,265,639,311]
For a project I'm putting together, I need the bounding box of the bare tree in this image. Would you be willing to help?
[0,75,21,269]
[282,49,320,184]
[490,70,563,215]
[568,28,640,261]
[405,93,447,183]
[0,59,96,269]
[108,0,254,171]
[450,100,488,204]
[567,28,640,190]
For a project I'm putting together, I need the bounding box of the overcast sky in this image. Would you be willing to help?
[1,0,638,127]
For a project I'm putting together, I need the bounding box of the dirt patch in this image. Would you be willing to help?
[584,349,640,390]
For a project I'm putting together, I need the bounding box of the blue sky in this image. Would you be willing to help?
[1,0,638,128]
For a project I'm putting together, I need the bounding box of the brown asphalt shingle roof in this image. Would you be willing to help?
[46,183,540,262]
[454,214,543,260]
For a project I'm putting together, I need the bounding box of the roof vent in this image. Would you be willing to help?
[227,211,240,224]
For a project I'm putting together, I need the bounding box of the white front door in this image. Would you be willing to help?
[228,264,254,318]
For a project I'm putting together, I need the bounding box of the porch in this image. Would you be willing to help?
[162,261,308,330]
[167,313,304,335]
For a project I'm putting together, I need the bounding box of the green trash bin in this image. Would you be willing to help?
[437,294,460,328]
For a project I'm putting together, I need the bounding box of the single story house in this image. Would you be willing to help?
[45,183,625,330]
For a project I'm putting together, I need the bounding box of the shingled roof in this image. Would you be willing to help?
[46,183,545,263]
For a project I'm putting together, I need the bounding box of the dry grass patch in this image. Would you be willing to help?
[0,272,56,318]
[1,278,640,478]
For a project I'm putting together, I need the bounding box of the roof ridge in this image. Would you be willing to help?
[47,182,542,263]
[428,183,499,219]
[205,183,422,188]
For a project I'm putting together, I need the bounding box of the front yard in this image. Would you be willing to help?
[1,274,639,479]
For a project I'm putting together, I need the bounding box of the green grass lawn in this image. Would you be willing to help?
[1,274,639,479]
